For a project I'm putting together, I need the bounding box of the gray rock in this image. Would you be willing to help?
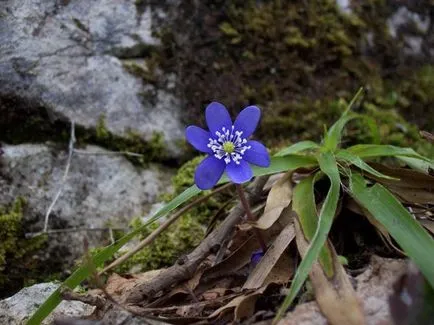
[387,6,431,57]
[0,144,174,265]
[0,282,95,325]
[0,0,184,156]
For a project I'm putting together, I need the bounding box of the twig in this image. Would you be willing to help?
[420,130,434,143]
[236,184,268,253]
[99,183,233,275]
[124,176,268,304]
[43,121,76,232]
[26,227,127,238]
[73,149,144,157]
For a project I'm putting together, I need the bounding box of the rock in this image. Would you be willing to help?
[0,282,95,325]
[0,144,174,266]
[387,5,431,57]
[0,0,184,156]
[278,256,408,325]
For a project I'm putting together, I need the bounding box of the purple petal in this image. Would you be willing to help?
[205,102,232,136]
[243,140,270,167]
[233,105,261,138]
[251,249,265,266]
[226,160,253,184]
[194,156,226,190]
[185,126,213,154]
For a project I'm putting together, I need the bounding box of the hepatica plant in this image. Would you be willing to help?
[186,102,270,251]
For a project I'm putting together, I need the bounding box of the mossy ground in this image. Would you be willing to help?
[0,198,48,298]
[111,156,234,274]
[151,0,432,157]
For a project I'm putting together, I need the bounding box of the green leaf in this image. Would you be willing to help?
[397,156,434,175]
[28,154,317,325]
[323,87,364,151]
[274,152,341,322]
[293,174,334,277]
[275,141,320,157]
[347,144,431,162]
[336,149,397,180]
[349,172,434,289]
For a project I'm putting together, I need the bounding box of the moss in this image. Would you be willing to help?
[114,214,205,273]
[88,114,169,165]
[152,0,432,153]
[0,96,171,166]
[0,198,48,298]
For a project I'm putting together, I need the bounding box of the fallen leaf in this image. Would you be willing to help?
[254,172,293,230]
[420,219,434,235]
[367,163,434,190]
[243,223,295,289]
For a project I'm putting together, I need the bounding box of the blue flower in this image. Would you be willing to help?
[186,102,270,190]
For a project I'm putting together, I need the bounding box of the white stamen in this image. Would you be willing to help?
[208,126,251,165]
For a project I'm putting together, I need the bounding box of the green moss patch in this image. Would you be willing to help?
[153,0,432,153]
[0,198,48,298]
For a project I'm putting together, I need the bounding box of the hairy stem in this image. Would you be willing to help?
[235,184,268,253]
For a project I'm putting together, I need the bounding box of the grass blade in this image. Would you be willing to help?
[349,172,434,289]
[397,156,434,175]
[336,149,397,180]
[293,174,334,277]
[324,87,364,151]
[347,144,431,162]
[28,154,317,325]
[274,152,341,323]
[275,141,320,157]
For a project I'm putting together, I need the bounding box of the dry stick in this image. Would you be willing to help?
[73,149,144,157]
[235,184,268,253]
[124,176,268,304]
[26,227,127,238]
[99,183,233,275]
[43,121,76,233]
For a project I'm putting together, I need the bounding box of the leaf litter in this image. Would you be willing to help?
[56,164,434,325]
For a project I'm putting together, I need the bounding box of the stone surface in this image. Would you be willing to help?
[0,282,95,325]
[0,0,184,156]
[278,256,408,325]
[0,144,174,265]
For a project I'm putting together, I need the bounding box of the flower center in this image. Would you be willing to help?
[207,126,251,165]
[222,141,235,153]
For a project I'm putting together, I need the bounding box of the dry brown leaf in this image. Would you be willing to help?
[202,236,259,281]
[420,219,434,234]
[106,270,164,298]
[208,286,269,321]
[368,163,434,189]
[254,172,293,230]
[388,186,434,204]
[200,287,229,301]
[243,223,295,289]
[294,218,366,325]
